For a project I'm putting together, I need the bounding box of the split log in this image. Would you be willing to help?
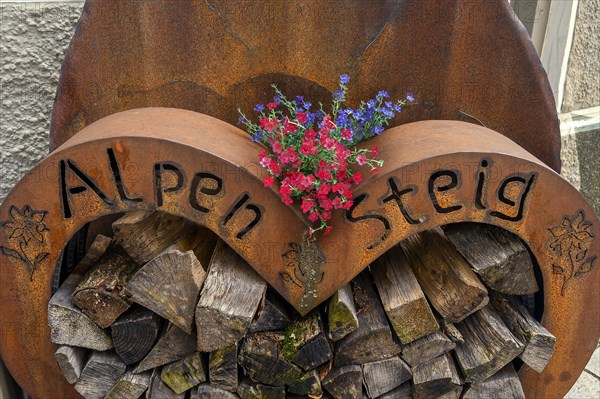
[112,210,187,265]
[192,385,238,399]
[111,305,161,365]
[160,352,207,394]
[400,331,455,367]
[238,332,302,386]
[237,378,285,399]
[105,369,151,399]
[440,321,464,345]
[196,240,267,352]
[372,245,439,344]
[412,354,462,399]
[248,291,291,333]
[209,343,238,392]
[462,363,525,399]
[283,312,332,370]
[72,243,139,328]
[288,369,322,397]
[443,223,538,294]
[436,386,462,399]
[74,351,126,399]
[146,370,184,399]
[128,249,206,333]
[399,228,489,323]
[454,306,525,382]
[490,294,555,372]
[170,225,219,270]
[326,284,359,342]
[135,323,196,373]
[54,345,88,384]
[48,235,113,350]
[321,365,363,399]
[334,272,401,367]
[362,356,412,398]
[378,383,413,399]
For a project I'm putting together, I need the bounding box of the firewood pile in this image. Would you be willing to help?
[48,210,556,399]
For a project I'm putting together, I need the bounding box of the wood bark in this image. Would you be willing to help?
[237,378,285,399]
[72,243,139,328]
[111,305,161,365]
[128,249,206,334]
[454,306,525,382]
[248,291,291,333]
[196,240,267,352]
[209,343,238,392]
[334,272,401,367]
[74,351,126,399]
[48,235,113,350]
[54,345,88,385]
[105,369,151,399]
[412,354,462,399]
[400,330,455,367]
[191,385,238,399]
[326,284,359,342]
[321,365,363,399]
[490,294,556,372]
[362,356,412,398]
[443,223,538,294]
[146,370,185,399]
[112,210,187,265]
[462,363,525,399]
[373,245,439,344]
[135,323,197,373]
[283,312,332,370]
[160,352,207,394]
[399,228,489,323]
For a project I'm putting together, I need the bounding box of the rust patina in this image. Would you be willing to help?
[0,109,597,399]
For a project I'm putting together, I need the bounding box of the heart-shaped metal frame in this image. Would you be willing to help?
[0,108,598,399]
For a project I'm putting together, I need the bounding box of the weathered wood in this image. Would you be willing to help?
[400,331,455,367]
[443,223,539,294]
[248,291,291,333]
[111,305,161,365]
[462,363,525,399]
[454,306,525,382]
[72,243,139,328]
[399,228,489,323]
[334,272,401,367]
[48,235,113,350]
[74,351,126,399]
[436,386,462,399]
[105,369,152,399]
[54,345,88,384]
[440,321,464,345]
[112,210,188,265]
[322,365,363,399]
[135,323,197,373]
[288,369,322,397]
[146,370,184,399]
[160,352,207,394]
[128,249,206,334]
[196,240,267,352]
[490,294,555,372]
[412,354,462,399]
[378,383,413,399]
[209,343,238,392]
[170,225,219,270]
[237,378,285,399]
[362,356,412,398]
[326,284,359,342]
[238,332,302,386]
[192,384,238,399]
[283,312,332,370]
[372,245,439,344]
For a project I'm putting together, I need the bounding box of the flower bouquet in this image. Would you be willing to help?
[238,75,414,236]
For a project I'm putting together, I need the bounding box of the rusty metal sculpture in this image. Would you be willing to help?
[0,109,598,399]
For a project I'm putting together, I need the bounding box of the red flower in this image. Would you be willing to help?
[370,166,380,174]
[280,185,292,196]
[297,112,307,124]
[316,169,331,180]
[301,198,314,214]
[316,184,330,199]
[371,145,378,157]
[282,195,293,206]
[324,226,333,235]
[267,102,278,110]
[343,200,354,211]
[272,140,283,154]
[283,117,298,133]
[260,117,280,132]
[341,128,353,140]
[352,172,362,184]
[356,154,367,165]
[331,196,343,209]
[308,211,320,222]
[321,211,332,221]
[305,129,317,140]
[320,198,333,211]
[263,175,275,187]
[300,143,315,156]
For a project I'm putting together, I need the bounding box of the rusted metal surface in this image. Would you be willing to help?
[0,109,597,398]
[50,0,561,172]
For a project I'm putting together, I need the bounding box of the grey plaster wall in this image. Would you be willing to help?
[562,0,600,112]
[0,1,83,202]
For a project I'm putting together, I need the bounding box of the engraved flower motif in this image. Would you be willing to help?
[1,205,48,245]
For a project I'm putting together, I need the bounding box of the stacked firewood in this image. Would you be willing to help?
[48,210,556,399]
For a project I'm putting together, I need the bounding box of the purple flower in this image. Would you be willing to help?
[254,104,265,112]
[367,99,376,108]
[273,94,281,104]
[295,96,304,103]
[377,90,389,99]
[251,130,264,142]
[237,116,244,125]
[406,93,414,102]
[394,104,402,112]
[333,90,344,100]
[374,126,384,135]
[340,74,350,84]
[303,101,312,109]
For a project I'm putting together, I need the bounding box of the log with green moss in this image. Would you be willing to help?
[282,311,332,370]
[209,343,238,392]
[160,352,207,394]
[326,284,359,342]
